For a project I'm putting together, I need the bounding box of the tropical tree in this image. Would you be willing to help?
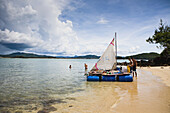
[146,19,170,58]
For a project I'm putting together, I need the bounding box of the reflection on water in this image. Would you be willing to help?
[85,77,138,108]
[50,77,139,113]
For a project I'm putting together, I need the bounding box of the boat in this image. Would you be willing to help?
[86,33,133,82]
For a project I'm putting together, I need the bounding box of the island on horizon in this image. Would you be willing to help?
[0,52,160,60]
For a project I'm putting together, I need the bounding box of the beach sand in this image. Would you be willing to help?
[49,68,170,113]
[141,66,170,87]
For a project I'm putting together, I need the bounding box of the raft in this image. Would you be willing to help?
[87,34,134,82]
[87,74,133,82]
[87,76,100,81]
[102,75,116,81]
[118,75,133,82]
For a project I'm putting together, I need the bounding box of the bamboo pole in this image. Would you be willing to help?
[115,32,117,66]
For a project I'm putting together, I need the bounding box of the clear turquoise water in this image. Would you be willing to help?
[0,58,128,112]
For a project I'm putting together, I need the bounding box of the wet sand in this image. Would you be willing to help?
[112,69,170,113]
[141,66,170,87]
[49,69,170,113]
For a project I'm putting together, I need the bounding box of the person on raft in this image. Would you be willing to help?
[132,57,137,77]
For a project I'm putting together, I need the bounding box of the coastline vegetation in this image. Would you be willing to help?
[146,19,170,66]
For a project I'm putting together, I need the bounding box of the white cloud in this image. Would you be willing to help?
[129,46,140,53]
[20,5,37,15]
[0,0,80,55]
[97,18,109,24]
[0,29,43,46]
[5,3,37,20]
[0,0,169,56]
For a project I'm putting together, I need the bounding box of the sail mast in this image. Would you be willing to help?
[115,32,117,67]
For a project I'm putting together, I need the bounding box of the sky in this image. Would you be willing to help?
[0,0,170,56]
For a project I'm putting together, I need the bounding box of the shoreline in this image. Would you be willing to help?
[50,68,170,113]
[141,66,170,87]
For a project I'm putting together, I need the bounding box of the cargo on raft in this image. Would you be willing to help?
[86,33,133,82]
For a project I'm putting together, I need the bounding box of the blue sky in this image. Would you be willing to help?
[0,0,170,56]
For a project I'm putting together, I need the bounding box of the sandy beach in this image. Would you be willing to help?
[141,66,170,87]
[49,67,170,113]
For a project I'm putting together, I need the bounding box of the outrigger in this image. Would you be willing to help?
[86,33,133,82]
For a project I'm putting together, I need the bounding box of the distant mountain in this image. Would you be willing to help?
[0,52,99,59]
[73,55,100,59]
[0,52,56,58]
[0,52,160,60]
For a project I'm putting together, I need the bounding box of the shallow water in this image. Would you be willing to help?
[0,58,170,113]
[0,58,98,112]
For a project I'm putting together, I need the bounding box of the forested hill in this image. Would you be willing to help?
[0,52,160,60]
[73,55,100,59]
[125,52,160,60]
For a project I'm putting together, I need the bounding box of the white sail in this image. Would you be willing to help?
[92,38,116,70]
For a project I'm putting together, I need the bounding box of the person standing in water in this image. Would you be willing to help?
[128,57,133,73]
[84,63,88,70]
[69,65,71,69]
[132,58,137,77]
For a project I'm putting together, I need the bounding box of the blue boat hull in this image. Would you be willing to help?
[87,76,100,81]
[87,75,133,82]
[102,75,115,81]
[118,75,133,82]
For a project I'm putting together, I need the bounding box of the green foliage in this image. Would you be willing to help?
[126,52,160,60]
[74,55,100,59]
[160,47,170,57]
[146,19,170,58]
[146,19,170,48]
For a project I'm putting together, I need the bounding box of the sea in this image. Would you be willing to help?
[0,58,170,113]
[0,58,129,112]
